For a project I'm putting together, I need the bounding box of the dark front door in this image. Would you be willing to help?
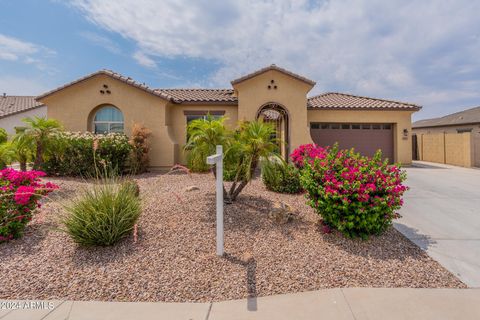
[310,123,394,162]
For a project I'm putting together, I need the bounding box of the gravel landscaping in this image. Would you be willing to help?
[0,173,466,302]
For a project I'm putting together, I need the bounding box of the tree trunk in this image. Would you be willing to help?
[20,161,27,172]
[227,159,259,202]
[33,143,43,170]
[229,180,249,201]
[211,165,232,204]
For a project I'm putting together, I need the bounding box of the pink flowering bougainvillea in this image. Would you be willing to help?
[0,168,58,243]
[296,144,408,238]
[290,144,327,169]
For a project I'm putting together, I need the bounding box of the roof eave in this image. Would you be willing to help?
[171,100,238,106]
[413,121,480,129]
[0,103,46,120]
[307,106,422,111]
[231,65,316,87]
[36,70,173,102]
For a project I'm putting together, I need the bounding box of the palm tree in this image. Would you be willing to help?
[0,142,15,169]
[184,115,230,172]
[0,128,7,144]
[185,117,278,203]
[13,117,63,170]
[227,120,278,201]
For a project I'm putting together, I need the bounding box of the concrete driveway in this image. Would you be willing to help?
[395,161,480,287]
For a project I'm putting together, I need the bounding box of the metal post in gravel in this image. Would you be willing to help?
[207,145,224,256]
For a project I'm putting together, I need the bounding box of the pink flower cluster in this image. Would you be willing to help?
[0,168,59,243]
[295,144,408,237]
[290,144,327,168]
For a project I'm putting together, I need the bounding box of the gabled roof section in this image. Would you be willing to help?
[0,95,45,119]
[413,106,480,128]
[156,89,237,104]
[307,92,421,111]
[231,64,316,86]
[36,69,173,101]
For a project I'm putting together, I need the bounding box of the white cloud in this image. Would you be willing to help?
[70,0,480,117]
[0,33,56,69]
[0,34,38,61]
[80,31,121,54]
[133,51,156,68]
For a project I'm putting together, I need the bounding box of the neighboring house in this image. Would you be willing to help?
[36,64,420,170]
[0,94,47,134]
[413,106,480,167]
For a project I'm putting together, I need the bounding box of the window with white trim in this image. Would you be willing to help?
[93,106,124,134]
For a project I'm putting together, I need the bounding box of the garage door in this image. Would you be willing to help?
[310,123,394,162]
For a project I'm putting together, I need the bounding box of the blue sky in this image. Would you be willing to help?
[1,0,480,120]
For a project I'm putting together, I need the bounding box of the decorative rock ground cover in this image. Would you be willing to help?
[0,173,465,302]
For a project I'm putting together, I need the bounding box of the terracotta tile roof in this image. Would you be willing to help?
[307,92,421,111]
[231,64,316,86]
[413,106,480,128]
[156,89,237,104]
[0,95,45,119]
[36,69,173,101]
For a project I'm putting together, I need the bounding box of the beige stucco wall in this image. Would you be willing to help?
[166,103,238,164]
[419,133,446,164]
[307,109,414,164]
[39,74,175,169]
[0,106,47,134]
[39,70,418,169]
[413,124,480,167]
[233,69,314,155]
[416,132,475,167]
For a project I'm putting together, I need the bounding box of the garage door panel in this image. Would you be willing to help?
[310,123,393,162]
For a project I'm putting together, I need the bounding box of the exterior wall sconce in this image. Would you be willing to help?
[403,128,409,139]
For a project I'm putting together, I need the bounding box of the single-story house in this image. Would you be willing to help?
[412,106,480,167]
[0,94,47,134]
[36,64,420,169]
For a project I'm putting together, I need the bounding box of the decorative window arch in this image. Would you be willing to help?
[93,105,124,134]
[256,102,289,158]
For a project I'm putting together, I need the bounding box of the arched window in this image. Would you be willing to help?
[93,106,124,134]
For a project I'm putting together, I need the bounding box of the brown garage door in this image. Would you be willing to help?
[310,123,394,162]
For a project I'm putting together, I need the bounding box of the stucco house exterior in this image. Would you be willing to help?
[36,65,420,170]
[412,106,480,167]
[0,94,47,134]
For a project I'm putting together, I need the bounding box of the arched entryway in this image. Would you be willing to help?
[256,103,289,158]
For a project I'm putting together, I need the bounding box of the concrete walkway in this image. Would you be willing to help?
[395,161,480,287]
[1,289,479,320]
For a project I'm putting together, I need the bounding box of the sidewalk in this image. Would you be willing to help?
[1,288,479,320]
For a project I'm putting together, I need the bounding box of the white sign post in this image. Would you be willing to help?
[206,145,224,256]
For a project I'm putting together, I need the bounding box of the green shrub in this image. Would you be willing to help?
[0,128,7,144]
[0,142,15,170]
[42,132,132,177]
[61,178,141,246]
[298,144,408,238]
[261,159,302,193]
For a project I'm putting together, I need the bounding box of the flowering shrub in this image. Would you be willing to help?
[42,132,132,177]
[297,144,408,238]
[128,124,152,174]
[0,168,58,243]
[290,144,327,168]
